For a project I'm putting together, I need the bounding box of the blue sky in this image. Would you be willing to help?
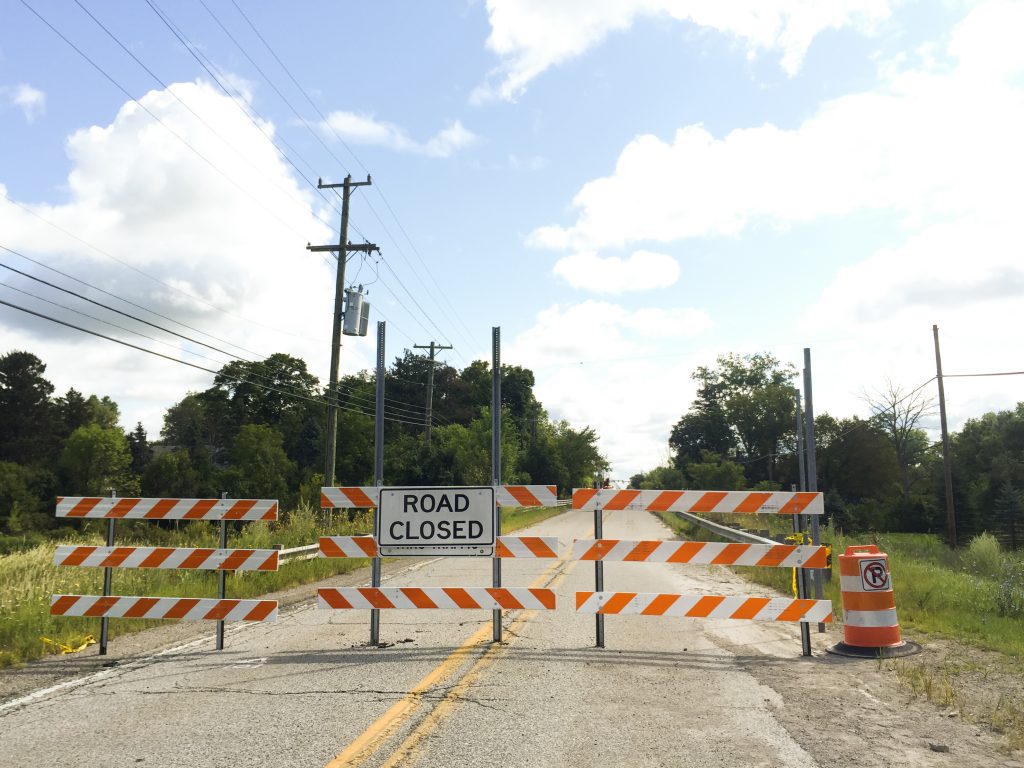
[2,0,1022,479]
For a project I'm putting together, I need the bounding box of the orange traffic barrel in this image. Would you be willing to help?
[827,544,920,658]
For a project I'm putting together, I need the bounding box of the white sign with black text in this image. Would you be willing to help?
[376,486,495,556]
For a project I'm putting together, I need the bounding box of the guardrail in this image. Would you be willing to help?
[277,543,321,563]
[671,510,776,545]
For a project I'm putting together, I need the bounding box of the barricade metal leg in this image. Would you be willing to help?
[99,511,115,656]
[370,558,381,645]
[493,506,503,642]
[793,514,812,657]
[595,505,604,648]
[216,514,228,651]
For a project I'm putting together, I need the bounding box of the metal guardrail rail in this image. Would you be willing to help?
[671,510,776,545]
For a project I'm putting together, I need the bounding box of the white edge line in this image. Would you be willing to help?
[1,556,443,715]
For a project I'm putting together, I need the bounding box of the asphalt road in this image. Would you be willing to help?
[0,509,852,767]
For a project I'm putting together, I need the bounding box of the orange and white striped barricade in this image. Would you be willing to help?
[56,496,279,521]
[571,488,823,515]
[570,487,831,649]
[319,535,560,559]
[54,545,279,571]
[320,485,559,510]
[572,539,828,568]
[50,595,278,621]
[576,592,832,623]
[51,494,279,655]
[318,587,556,611]
[827,545,920,658]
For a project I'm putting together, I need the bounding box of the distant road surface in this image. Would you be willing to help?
[0,509,1012,767]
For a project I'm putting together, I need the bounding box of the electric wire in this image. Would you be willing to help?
[219,0,473,357]
[18,0,312,245]
[1,245,444,422]
[0,192,331,348]
[139,0,347,225]
[0,297,435,428]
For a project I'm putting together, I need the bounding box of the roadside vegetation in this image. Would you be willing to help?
[0,503,566,668]
[656,511,1024,751]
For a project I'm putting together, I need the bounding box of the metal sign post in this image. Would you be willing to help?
[216,491,228,651]
[804,349,825,634]
[99,489,116,656]
[594,500,605,648]
[371,321,385,645]
[492,327,502,643]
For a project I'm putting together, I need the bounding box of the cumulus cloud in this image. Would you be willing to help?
[0,80,372,435]
[318,112,477,157]
[506,299,713,475]
[553,250,680,292]
[528,2,1024,251]
[473,0,892,102]
[2,83,46,122]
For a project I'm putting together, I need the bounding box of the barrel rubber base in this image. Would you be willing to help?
[826,640,922,659]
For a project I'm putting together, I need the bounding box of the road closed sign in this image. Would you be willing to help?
[377,486,495,556]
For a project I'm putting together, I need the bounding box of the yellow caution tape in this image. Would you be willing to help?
[41,634,97,654]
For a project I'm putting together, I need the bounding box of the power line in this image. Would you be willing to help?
[0,193,330,347]
[18,0,311,243]
[944,370,1024,378]
[139,0,347,224]
[2,246,444,422]
[0,297,432,428]
[221,0,475,357]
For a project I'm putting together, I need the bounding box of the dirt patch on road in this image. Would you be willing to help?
[696,563,1024,768]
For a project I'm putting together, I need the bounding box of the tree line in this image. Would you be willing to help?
[631,352,1024,548]
[0,349,608,535]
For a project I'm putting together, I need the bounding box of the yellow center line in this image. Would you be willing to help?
[379,560,577,768]
[325,555,572,768]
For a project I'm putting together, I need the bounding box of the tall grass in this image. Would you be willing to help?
[654,511,1024,658]
[0,504,566,668]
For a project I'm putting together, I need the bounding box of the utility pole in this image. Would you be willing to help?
[413,341,452,444]
[933,324,958,548]
[307,174,376,488]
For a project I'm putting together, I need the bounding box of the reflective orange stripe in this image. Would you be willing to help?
[665,542,707,563]
[123,597,160,618]
[84,596,120,617]
[734,492,771,513]
[404,589,438,610]
[225,500,256,520]
[842,591,896,611]
[204,600,240,620]
[605,490,639,510]
[600,592,638,614]
[164,598,201,619]
[144,499,179,519]
[50,595,81,615]
[447,589,480,610]
[490,589,524,610]
[624,541,661,561]
[648,491,684,512]
[641,594,679,615]
[243,601,277,621]
[729,597,772,620]
[711,543,749,565]
[692,492,727,513]
[688,595,726,617]
[572,489,597,509]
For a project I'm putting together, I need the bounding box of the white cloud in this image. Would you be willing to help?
[553,249,680,292]
[507,299,713,476]
[0,80,376,436]
[528,1,1024,251]
[3,83,46,122]
[319,112,477,157]
[473,0,892,102]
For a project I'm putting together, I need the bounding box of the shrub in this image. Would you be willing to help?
[995,560,1024,618]
[963,532,1002,578]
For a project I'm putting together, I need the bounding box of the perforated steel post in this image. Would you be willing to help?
[216,492,228,651]
[804,349,826,634]
[99,489,116,656]
[491,327,502,642]
[371,321,385,645]
[595,500,605,648]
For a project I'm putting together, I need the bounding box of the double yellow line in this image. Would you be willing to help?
[326,556,574,767]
